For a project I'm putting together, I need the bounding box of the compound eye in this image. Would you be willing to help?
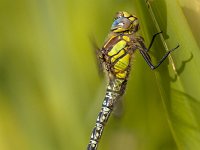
[111,17,131,31]
[111,19,120,28]
[118,22,124,26]
[111,18,125,29]
[121,19,131,28]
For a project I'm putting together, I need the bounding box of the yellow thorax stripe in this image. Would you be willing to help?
[108,40,126,56]
[107,35,130,56]
[111,50,125,63]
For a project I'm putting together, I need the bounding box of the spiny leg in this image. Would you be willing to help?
[139,44,179,70]
[147,31,162,51]
[138,31,162,54]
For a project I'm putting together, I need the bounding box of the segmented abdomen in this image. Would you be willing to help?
[87,78,126,150]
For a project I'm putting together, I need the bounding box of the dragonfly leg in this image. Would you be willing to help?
[139,44,179,70]
[147,31,162,52]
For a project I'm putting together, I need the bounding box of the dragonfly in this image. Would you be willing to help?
[87,11,179,150]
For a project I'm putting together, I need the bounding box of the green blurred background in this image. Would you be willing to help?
[1,0,200,150]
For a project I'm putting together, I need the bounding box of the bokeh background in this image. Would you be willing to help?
[1,0,200,150]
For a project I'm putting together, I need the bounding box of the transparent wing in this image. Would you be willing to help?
[90,36,104,76]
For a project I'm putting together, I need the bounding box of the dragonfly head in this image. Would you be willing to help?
[111,11,139,33]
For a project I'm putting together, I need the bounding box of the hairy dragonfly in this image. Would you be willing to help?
[87,11,179,150]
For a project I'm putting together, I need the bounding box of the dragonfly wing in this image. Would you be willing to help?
[90,36,105,76]
[113,96,124,118]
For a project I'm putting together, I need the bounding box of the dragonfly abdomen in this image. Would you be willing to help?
[87,78,126,150]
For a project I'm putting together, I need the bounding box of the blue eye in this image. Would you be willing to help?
[111,18,123,29]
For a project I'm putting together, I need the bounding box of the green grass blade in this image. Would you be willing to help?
[135,0,200,149]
